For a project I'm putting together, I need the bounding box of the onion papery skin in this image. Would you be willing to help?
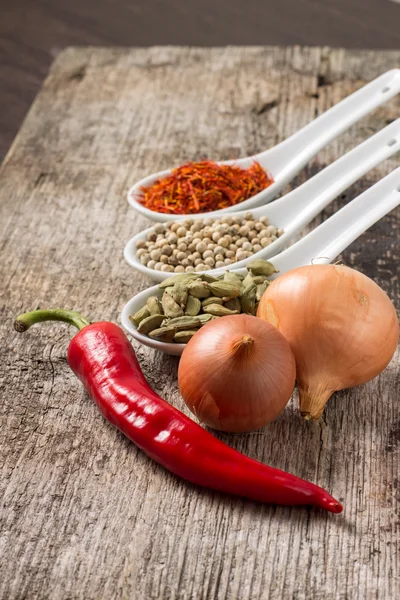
[257,264,399,420]
[178,314,296,432]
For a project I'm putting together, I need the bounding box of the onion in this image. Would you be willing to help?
[257,264,399,420]
[178,314,296,432]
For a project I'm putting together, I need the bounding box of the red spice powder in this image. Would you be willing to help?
[139,160,274,215]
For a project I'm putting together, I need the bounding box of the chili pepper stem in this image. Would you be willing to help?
[14,309,90,333]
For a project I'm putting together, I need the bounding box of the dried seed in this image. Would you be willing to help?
[224,297,241,312]
[196,313,214,325]
[203,304,240,316]
[166,316,202,330]
[242,272,256,288]
[158,273,198,289]
[149,326,177,342]
[202,296,224,308]
[137,314,165,334]
[174,330,198,343]
[223,272,243,288]
[240,283,257,315]
[161,292,184,318]
[207,282,241,299]
[187,280,211,298]
[256,281,269,301]
[129,305,150,327]
[185,295,201,316]
[252,275,269,285]
[247,259,277,277]
[146,296,163,316]
[168,281,188,309]
[201,273,220,283]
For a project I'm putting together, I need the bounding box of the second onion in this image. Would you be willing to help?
[178,314,296,432]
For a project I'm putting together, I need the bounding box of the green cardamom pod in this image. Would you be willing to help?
[148,326,177,342]
[196,313,214,325]
[201,273,220,283]
[247,259,278,277]
[129,305,150,327]
[240,282,257,315]
[158,273,198,289]
[168,281,188,309]
[161,291,184,318]
[187,280,211,298]
[202,296,224,308]
[256,281,269,302]
[137,314,165,334]
[174,329,198,343]
[185,295,201,316]
[223,272,243,288]
[166,316,201,330]
[207,281,241,299]
[224,297,241,312]
[252,275,268,285]
[203,304,240,316]
[146,296,164,316]
[242,272,255,288]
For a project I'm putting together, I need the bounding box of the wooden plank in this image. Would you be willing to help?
[0,46,399,600]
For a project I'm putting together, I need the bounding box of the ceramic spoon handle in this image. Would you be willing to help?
[271,168,400,274]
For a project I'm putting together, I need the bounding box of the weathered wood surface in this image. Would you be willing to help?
[0,46,399,600]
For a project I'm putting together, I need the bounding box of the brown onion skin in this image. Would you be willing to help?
[257,264,399,419]
[178,314,296,432]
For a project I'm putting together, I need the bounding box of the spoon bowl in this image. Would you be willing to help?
[128,70,400,223]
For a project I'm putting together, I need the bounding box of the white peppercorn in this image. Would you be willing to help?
[236,250,247,261]
[278,228,284,236]
[177,226,187,237]
[215,253,225,262]
[195,241,207,254]
[177,251,187,261]
[136,248,146,258]
[204,256,215,267]
[225,250,235,259]
[212,231,221,242]
[177,242,187,252]
[194,258,203,266]
[224,258,232,265]
[170,223,179,232]
[215,261,225,268]
[167,233,178,244]
[195,264,206,272]
[192,251,201,260]
[160,255,169,264]
[260,238,271,248]
[266,225,277,236]
[140,253,150,265]
[174,265,185,273]
[242,242,253,252]
[214,245,225,255]
[147,232,157,242]
[136,240,146,249]
[253,244,262,253]
[150,249,161,261]
[147,260,156,270]
[161,264,174,272]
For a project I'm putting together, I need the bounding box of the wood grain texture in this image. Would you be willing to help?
[0,46,399,600]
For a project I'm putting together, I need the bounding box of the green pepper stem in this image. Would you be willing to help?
[14,309,90,333]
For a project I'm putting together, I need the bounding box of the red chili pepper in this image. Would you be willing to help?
[14,309,343,514]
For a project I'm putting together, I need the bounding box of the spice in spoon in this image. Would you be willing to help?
[139,160,274,215]
[136,212,284,273]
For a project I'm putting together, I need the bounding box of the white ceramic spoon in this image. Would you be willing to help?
[121,167,400,356]
[127,70,400,223]
[124,119,400,282]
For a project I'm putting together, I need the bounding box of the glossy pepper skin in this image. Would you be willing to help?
[15,310,343,514]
